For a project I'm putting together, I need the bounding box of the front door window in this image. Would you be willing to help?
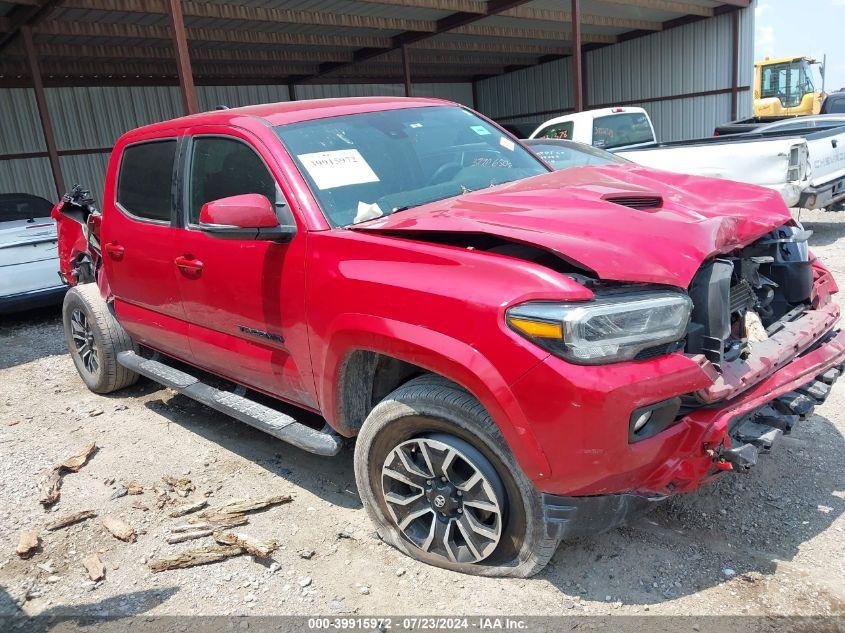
[188,137,277,224]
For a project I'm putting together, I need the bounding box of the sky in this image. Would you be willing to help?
[755,0,845,92]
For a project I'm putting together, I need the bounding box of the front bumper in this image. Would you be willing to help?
[511,300,844,498]
[543,492,662,541]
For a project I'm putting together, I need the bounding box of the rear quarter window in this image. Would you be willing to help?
[116,140,177,222]
[592,113,654,150]
[535,121,574,140]
[0,194,53,222]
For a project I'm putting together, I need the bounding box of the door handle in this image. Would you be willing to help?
[174,255,204,273]
[104,242,125,261]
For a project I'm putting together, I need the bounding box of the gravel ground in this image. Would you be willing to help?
[0,209,843,626]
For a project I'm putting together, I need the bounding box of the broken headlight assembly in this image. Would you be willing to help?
[506,291,692,364]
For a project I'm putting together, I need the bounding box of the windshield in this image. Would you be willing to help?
[274,106,549,227]
[525,140,629,169]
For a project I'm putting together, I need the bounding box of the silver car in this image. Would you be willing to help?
[0,193,66,313]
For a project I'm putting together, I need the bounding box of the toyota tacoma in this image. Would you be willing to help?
[53,97,844,577]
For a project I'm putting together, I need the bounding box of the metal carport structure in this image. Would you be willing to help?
[0,0,753,203]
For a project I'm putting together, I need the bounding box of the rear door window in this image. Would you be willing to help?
[535,121,574,140]
[187,137,277,224]
[592,113,654,149]
[116,140,177,222]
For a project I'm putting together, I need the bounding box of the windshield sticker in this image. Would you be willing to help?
[297,149,379,190]
[353,201,384,224]
[471,125,491,136]
[409,123,423,128]
[499,137,516,152]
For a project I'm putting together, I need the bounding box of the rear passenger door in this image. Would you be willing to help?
[172,129,315,408]
[101,134,193,361]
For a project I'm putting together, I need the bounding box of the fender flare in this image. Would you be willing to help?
[318,313,552,481]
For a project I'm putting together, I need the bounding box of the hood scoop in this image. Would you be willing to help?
[603,193,663,210]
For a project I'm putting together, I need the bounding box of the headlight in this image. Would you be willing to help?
[506,291,692,364]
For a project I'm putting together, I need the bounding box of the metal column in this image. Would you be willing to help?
[571,0,583,112]
[21,25,65,199]
[167,0,198,115]
[402,44,413,97]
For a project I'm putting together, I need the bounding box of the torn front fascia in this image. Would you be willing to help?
[711,362,843,472]
[685,225,814,367]
[694,301,840,404]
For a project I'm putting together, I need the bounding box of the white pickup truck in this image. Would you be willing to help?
[527,107,845,210]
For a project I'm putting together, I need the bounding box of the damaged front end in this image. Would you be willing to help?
[678,223,843,477]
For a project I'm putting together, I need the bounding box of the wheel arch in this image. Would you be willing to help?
[319,314,551,481]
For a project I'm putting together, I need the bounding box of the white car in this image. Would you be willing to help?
[753,115,845,210]
[529,107,813,208]
[0,193,66,313]
[528,106,657,151]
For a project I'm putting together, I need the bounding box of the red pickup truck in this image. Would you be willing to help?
[53,97,844,578]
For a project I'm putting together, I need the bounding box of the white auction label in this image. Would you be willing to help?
[297,149,380,190]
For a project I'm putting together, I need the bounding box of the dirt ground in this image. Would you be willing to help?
[0,209,843,626]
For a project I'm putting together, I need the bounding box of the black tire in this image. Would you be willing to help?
[62,284,138,394]
[354,375,559,578]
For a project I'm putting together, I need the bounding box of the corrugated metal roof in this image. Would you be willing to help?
[2,0,747,84]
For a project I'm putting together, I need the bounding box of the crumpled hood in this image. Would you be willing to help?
[353,164,793,287]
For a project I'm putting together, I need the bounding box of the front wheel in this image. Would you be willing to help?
[62,284,138,394]
[354,376,558,577]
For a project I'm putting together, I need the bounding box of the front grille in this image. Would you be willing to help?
[730,279,756,313]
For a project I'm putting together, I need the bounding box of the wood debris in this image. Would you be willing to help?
[162,476,194,497]
[39,443,98,506]
[46,510,97,531]
[82,553,105,581]
[101,516,136,542]
[165,530,213,545]
[148,545,243,573]
[214,531,278,558]
[152,487,170,509]
[168,499,207,518]
[188,513,248,529]
[206,494,292,517]
[16,531,39,558]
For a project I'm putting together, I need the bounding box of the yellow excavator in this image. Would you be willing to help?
[754,55,826,117]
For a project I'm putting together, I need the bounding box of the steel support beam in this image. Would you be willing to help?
[402,44,412,97]
[571,0,583,112]
[731,8,740,119]
[166,0,197,115]
[21,25,65,198]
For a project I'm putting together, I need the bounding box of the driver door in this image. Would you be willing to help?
[172,128,316,409]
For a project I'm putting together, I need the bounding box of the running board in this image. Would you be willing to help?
[117,351,342,457]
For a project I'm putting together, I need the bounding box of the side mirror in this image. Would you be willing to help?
[198,193,295,241]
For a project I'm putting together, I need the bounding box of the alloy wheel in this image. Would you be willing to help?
[70,308,99,375]
[381,435,504,564]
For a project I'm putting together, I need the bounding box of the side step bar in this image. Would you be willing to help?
[117,351,343,457]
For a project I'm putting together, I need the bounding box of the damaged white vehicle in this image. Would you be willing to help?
[529,107,812,208]
[0,193,66,313]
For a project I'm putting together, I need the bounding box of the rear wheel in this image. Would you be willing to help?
[354,375,558,577]
[62,284,138,394]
